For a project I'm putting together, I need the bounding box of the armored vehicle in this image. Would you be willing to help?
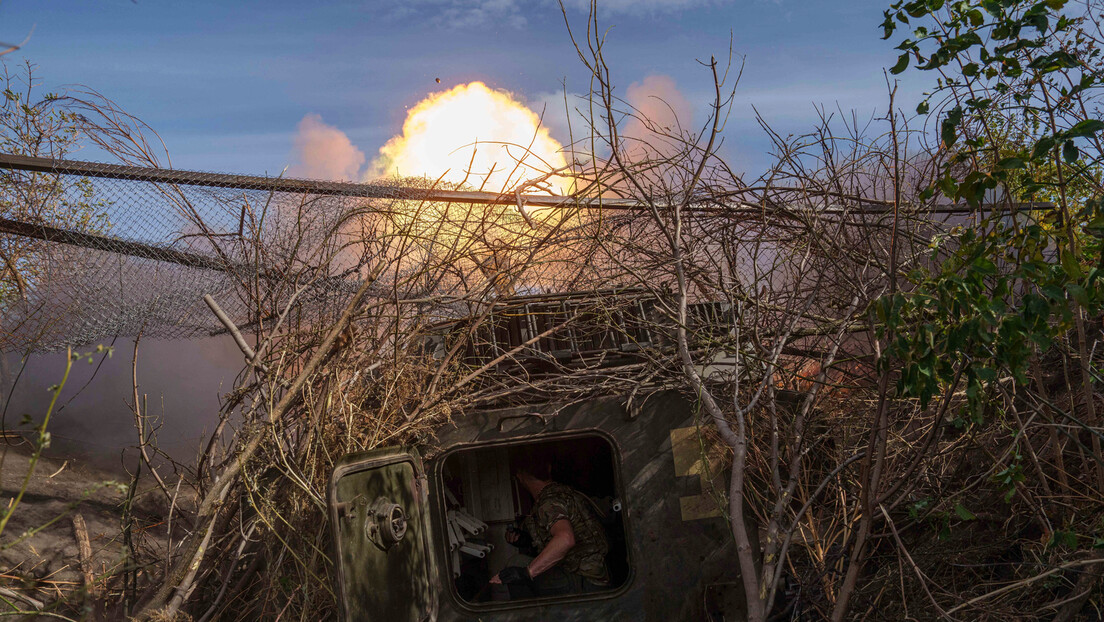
[328,293,747,621]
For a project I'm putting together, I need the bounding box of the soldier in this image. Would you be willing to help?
[489,458,610,598]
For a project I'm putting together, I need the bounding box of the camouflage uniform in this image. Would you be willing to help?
[523,482,610,585]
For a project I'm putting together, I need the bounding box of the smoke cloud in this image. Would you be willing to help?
[289,114,366,181]
[623,74,695,152]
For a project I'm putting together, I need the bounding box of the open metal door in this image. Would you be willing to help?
[329,447,438,622]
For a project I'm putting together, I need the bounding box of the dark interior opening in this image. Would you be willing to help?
[440,435,630,604]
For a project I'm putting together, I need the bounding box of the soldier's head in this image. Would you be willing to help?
[512,450,554,496]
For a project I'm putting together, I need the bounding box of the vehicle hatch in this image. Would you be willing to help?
[329,447,437,622]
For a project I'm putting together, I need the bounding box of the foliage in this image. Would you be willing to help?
[0,61,112,306]
[861,0,1104,617]
[879,0,1103,417]
[0,345,112,540]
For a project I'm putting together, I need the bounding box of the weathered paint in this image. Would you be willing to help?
[330,392,749,622]
[670,427,723,521]
[329,449,438,621]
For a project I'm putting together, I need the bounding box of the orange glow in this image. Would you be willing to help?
[372,82,569,194]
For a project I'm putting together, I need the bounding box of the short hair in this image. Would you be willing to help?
[511,446,554,481]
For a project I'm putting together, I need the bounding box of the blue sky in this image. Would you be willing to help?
[1,0,927,177]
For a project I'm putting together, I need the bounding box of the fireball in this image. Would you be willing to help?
[372,82,570,195]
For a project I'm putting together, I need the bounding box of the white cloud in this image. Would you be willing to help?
[386,0,739,30]
[391,0,527,29]
[559,0,731,15]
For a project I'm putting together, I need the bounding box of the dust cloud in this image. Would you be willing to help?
[1,337,244,473]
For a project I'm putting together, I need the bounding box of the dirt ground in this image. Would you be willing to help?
[0,446,169,618]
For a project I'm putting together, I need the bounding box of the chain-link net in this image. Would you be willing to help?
[0,155,446,352]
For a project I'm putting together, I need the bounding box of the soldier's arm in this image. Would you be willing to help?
[527,518,575,578]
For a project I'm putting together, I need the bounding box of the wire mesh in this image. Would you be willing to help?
[0,156,421,352]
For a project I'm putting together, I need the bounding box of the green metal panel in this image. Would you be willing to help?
[330,448,437,622]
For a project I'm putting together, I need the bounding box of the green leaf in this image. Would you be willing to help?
[942,119,957,147]
[942,106,963,147]
[954,502,977,521]
[976,367,997,381]
[1048,530,1078,549]
[1028,12,1049,34]
[1066,119,1104,139]
[1062,251,1082,280]
[1032,136,1057,160]
[916,100,930,115]
[973,256,997,275]
[937,174,958,198]
[891,52,910,74]
[1067,283,1089,307]
[1063,139,1079,163]
[908,497,932,520]
[938,521,951,540]
[881,11,899,39]
[995,156,1025,170]
[1028,50,1079,71]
